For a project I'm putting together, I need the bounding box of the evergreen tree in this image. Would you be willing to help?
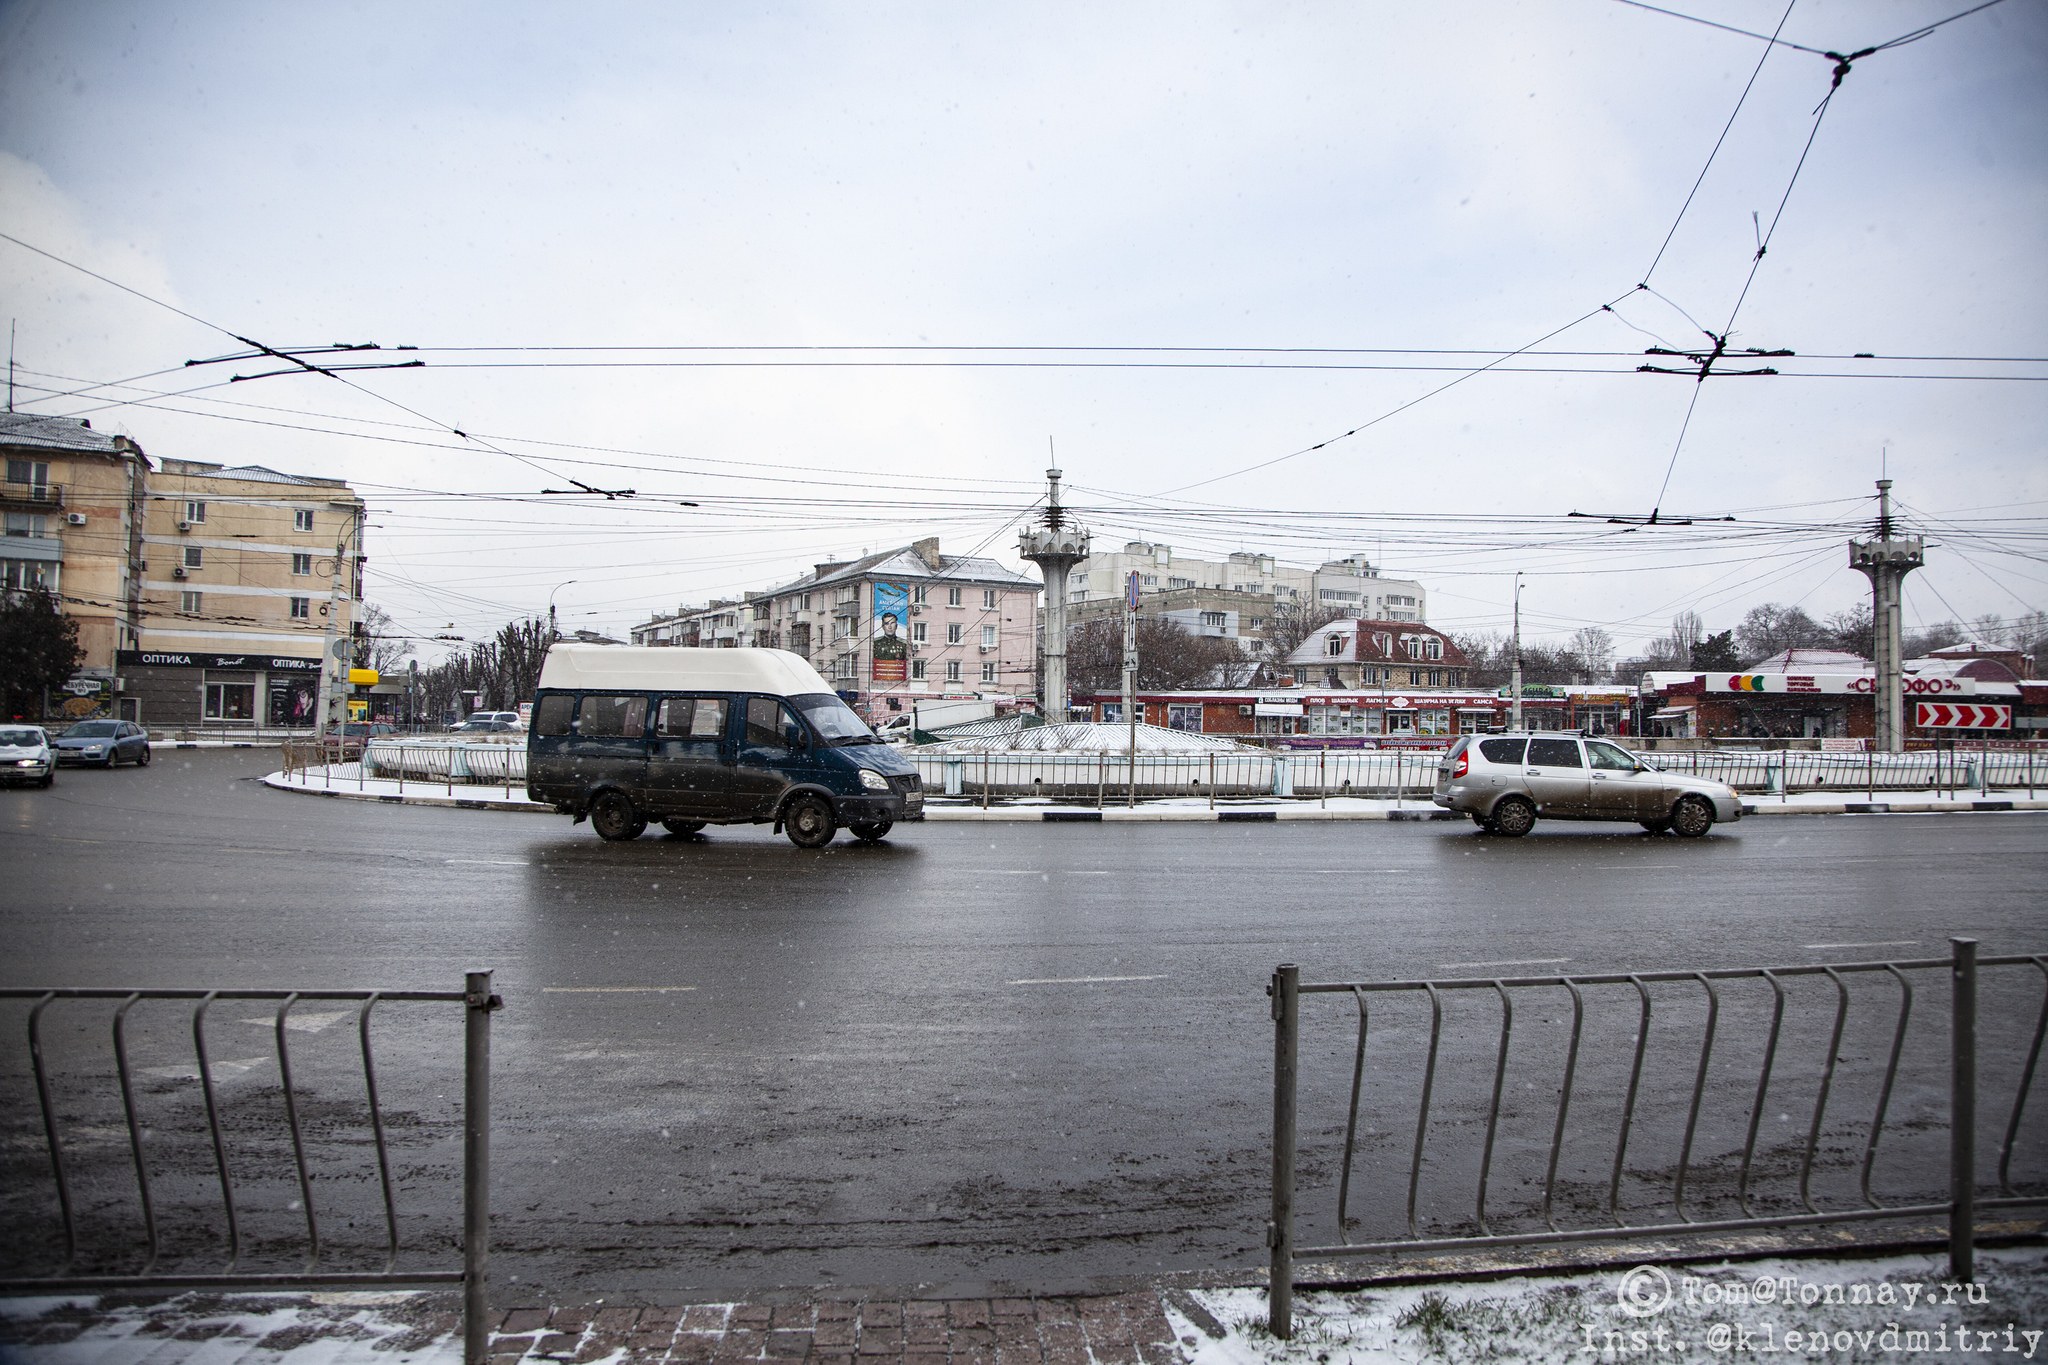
[0,589,83,720]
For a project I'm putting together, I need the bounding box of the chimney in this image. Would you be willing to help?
[913,537,943,572]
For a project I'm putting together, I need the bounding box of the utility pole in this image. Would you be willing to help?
[1017,465,1089,721]
[1851,479,1924,753]
[1510,572,1524,730]
[1124,570,1139,806]
[312,503,361,745]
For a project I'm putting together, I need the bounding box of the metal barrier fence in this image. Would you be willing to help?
[911,751,1444,805]
[0,973,500,1365]
[1263,940,2048,1337]
[1652,747,2041,798]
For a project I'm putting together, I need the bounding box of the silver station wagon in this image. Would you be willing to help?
[1433,732,1742,837]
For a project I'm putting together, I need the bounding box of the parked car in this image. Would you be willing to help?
[319,722,393,759]
[53,720,151,768]
[0,725,55,787]
[1433,732,1741,837]
[450,717,519,734]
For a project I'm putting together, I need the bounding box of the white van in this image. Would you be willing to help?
[526,646,924,847]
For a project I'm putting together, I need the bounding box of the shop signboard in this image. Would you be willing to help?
[118,650,322,673]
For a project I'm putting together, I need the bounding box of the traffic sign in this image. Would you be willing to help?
[1914,702,2010,729]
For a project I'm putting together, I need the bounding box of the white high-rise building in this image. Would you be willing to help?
[1066,544,1426,622]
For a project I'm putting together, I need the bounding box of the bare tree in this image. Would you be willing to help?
[1569,626,1614,682]
[1736,603,1823,663]
[1065,617,1250,695]
[1260,599,1346,670]
[419,615,551,720]
[1669,610,1703,664]
[352,603,416,674]
[1822,603,1874,660]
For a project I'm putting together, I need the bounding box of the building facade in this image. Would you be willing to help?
[2,414,150,697]
[1284,618,1472,690]
[1067,543,1427,622]
[627,538,1041,723]
[124,460,365,729]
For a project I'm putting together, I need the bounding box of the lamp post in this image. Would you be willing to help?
[548,580,578,643]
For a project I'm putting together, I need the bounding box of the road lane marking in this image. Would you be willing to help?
[240,1011,349,1033]
[446,859,529,866]
[1802,940,1918,950]
[542,986,699,993]
[1009,975,1168,985]
[1437,958,1571,971]
[146,1056,269,1080]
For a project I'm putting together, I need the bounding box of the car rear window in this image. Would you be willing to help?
[1478,738,1526,764]
[1526,738,1583,767]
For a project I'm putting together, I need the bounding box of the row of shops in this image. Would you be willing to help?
[1077,685,1634,747]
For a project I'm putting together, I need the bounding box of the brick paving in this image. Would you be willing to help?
[0,1290,1205,1365]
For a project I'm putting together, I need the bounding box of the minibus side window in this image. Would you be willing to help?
[532,694,574,737]
[578,695,648,737]
[657,697,728,740]
[744,697,804,751]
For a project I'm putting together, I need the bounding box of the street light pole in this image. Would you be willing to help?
[548,580,578,644]
[312,502,363,746]
[1510,572,1524,730]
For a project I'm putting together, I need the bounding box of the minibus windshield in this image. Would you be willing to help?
[793,693,879,745]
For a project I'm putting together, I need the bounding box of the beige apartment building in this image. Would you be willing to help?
[1,414,150,711]
[128,459,365,728]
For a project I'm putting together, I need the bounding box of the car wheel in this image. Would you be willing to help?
[783,793,836,848]
[590,791,644,841]
[1670,795,1715,838]
[137,745,150,767]
[1638,818,1671,834]
[848,821,893,843]
[1487,796,1536,838]
[661,819,706,836]
[40,772,53,789]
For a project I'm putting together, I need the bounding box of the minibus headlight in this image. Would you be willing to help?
[859,768,891,791]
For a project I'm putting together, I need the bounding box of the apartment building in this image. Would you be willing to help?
[629,538,1040,721]
[1068,543,1427,623]
[1,414,150,701]
[125,459,365,728]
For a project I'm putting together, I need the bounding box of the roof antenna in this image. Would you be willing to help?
[7,319,15,413]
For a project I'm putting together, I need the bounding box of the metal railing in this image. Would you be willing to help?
[1,973,500,1365]
[1264,940,2047,1336]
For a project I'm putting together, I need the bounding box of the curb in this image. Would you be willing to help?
[261,773,555,812]
[1740,798,2048,816]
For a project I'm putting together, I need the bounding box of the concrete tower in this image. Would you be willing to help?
[1018,468,1090,720]
[1850,479,1924,753]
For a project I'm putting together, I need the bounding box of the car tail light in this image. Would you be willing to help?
[1452,752,1469,779]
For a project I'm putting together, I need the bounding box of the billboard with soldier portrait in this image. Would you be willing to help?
[871,581,909,682]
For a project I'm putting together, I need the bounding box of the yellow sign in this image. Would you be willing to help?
[347,698,369,719]
[348,668,380,686]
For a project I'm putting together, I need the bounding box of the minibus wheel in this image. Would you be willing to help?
[849,821,893,843]
[590,791,646,841]
[783,793,836,848]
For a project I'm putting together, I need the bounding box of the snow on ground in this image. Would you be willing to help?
[0,1292,475,1364]
[1174,1248,2048,1364]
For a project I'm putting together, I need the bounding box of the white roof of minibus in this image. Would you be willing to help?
[536,645,837,696]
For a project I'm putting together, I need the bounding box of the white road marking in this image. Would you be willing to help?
[1437,957,1571,971]
[239,1011,349,1033]
[543,986,699,993]
[145,1056,269,1080]
[446,859,529,866]
[1802,940,1919,950]
[1009,975,1169,985]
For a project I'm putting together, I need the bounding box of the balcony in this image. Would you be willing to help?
[0,482,63,510]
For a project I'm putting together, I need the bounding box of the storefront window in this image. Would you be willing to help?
[1167,704,1202,733]
[1386,710,1415,734]
[204,683,255,720]
[1418,709,1449,736]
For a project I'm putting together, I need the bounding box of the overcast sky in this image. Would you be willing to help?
[2,1,2042,662]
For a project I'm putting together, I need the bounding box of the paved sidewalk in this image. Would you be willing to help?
[1,1290,1201,1365]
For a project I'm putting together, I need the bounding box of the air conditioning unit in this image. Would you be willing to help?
[909,605,922,615]
[66,513,87,526]
[177,520,192,532]
[978,646,991,654]
[172,566,188,579]
[1239,705,1254,717]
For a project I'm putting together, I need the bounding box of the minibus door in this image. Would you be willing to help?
[732,696,809,816]
[572,694,653,803]
[646,695,733,816]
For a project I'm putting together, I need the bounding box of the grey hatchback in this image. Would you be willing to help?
[53,719,152,767]
[1433,732,1741,837]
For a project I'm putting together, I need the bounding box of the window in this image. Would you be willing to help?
[291,553,313,575]
[1587,740,1638,771]
[1319,589,1359,602]
[1249,617,1264,629]
[1373,632,1393,653]
[1200,611,1227,628]
[183,546,203,568]
[835,654,858,680]
[1168,576,1195,590]
[180,591,203,614]
[1526,738,1583,768]
[911,622,927,644]
[1142,574,1156,586]
[7,459,50,488]
[1167,703,1202,733]
[1101,703,1124,723]
[1326,635,1344,656]
[1409,669,1422,685]
[947,623,962,645]
[947,586,962,607]
[4,513,45,537]
[577,695,647,737]
[981,662,996,683]
[744,697,802,749]
[204,683,255,720]
[1,559,57,592]
[1425,637,1443,660]
[982,588,996,609]
[1418,710,1449,736]
[911,659,927,680]
[1386,710,1415,734]
[1071,574,1088,591]
[1404,635,1424,659]
[800,592,813,610]
[912,585,926,604]
[1292,667,1308,685]
[294,509,315,532]
[289,597,310,619]
[1428,669,1441,686]
[946,660,961,682]
[1479,738,1527,765]
[184,501,206,524]
[532,695,574,736]
[753,602,770,621]
[980,624,996,648]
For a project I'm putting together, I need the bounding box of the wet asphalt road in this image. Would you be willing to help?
[2,749,2044,1299]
